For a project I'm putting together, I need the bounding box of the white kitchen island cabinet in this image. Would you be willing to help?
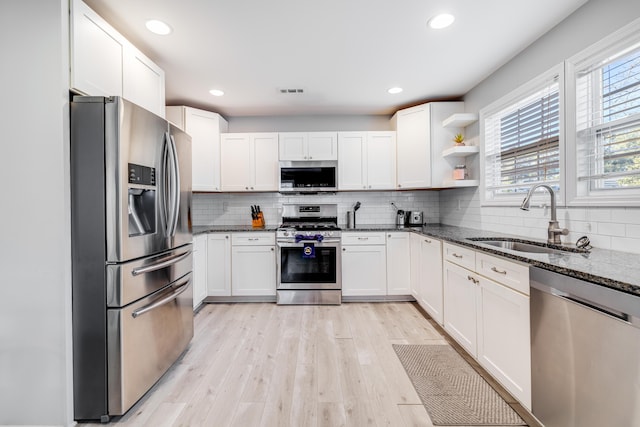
[341,232,387,296]
[338,131,396,190]
[391,102,464,189]
[166,106,228,192]
[279,132,338,160]
[231,233,276,296]
[70,0,166,117]
[220,133,279,192]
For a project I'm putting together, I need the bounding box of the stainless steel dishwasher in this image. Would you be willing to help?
[530,267,640,427]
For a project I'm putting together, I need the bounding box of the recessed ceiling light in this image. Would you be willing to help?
[145,19,172,35]
[428,13,455,30]
[209,89,225,97]
[388,87,403,94]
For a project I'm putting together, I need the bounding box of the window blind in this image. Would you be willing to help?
[483,74,560,202]
[575,43,640,194]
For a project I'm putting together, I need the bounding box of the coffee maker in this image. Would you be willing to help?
[396,210,407,227]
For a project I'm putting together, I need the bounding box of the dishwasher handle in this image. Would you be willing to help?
[555,291,630,322]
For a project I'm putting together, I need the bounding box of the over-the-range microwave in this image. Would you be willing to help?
[279,160,338,193]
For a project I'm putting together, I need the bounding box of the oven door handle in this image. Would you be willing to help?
[277,241,340,247]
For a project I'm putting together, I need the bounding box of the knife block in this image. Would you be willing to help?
[252,212,265,228]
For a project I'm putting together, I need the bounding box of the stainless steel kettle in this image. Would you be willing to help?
[396,210,407,227]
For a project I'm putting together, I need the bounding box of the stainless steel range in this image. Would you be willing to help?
[276,204,341,305]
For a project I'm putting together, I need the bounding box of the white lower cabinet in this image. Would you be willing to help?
[478,276,531,408]
[192,235,208,309]
[342,232,387,296]
[442,242,531,409]
[386,232,411,295]
[231,233,276,296]
[443,260,479,356]
[416,235,443,325]
[206,234,231,296]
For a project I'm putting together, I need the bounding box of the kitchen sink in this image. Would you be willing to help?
[466,238,589,254]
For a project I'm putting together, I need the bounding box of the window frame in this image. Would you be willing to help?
[565,17,640,207]
[480,64,566,207]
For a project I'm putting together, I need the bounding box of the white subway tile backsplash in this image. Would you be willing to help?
[597,222,626,237]
[610,236,640,254]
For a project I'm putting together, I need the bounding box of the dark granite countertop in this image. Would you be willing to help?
[193,222,640,297]
[415,224,640,298]
[193,225,278,235]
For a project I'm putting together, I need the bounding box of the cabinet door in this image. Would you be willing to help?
[251,133,279,191]
[341,245,387,296]
[220,134,251,191]
[395,105,431,189]
[207,234,231,297]
[443,261,478,356]
[366,132,396,190]
[70,0,124,97]
[231,245,276,296]
[419,236,443,325]
[410,233,422,299]
[192,235,208,309]
[185,108,228,192]
[279,132,307,160]
[478,277,531,408]
[122,45,165,118]
[338,132,365,190]
[386,233,411,295]
[307,132,338,160]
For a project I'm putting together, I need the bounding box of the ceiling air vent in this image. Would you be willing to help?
[279,88,304,94]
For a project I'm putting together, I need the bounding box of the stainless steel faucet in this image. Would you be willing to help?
[520,184,568,244]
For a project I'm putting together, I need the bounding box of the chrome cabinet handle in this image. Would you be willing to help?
[270,247,274,251]
[467,275,479,284]
[343,248,346,251]
[358,237,369,240]
[452,253,463,258]
[491,266,507,274]
[424,239,432,243]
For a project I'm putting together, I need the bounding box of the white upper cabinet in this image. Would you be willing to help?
[70,0,124,98]
[338,131,396,190]
[70,0,166,117]
[220,133,279,192]
[122,46,166,118]
[279,132,338,160]
[166,106,228,192]
[391,102,464,189]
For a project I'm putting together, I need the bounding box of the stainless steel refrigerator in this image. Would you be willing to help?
[70,96,194,422]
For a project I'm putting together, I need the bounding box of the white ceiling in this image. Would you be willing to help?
[84,0,588,117]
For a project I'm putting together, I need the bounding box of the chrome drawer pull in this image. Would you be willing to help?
[467,275,479,284]
[491,266,507,275]
[452,253,463,258]
[425,239,432,243]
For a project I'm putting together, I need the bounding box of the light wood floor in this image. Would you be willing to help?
[80,302,532,427]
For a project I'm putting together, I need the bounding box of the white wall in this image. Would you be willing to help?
[228,114,393,132]
[0,1,73,426]
[193,191,440,227]
[440,0,640,253]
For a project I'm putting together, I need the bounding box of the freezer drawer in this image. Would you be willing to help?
[106,245,193,307]
[107,273,193,415]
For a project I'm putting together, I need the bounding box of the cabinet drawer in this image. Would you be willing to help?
[231,232,275,246]
[341,232,386,245]
[476,252,529,295]
[443,242,475,270]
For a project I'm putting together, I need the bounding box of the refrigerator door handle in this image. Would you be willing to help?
[161,132,172,236]
[169,134,181,237]
[131,250,191,276]
[131,278,190,318]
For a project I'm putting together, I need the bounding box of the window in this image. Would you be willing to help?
[481,66,563,205]
[567,20,640,205]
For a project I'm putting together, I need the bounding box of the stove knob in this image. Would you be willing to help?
[283,231,289,237]
[328,231,333,237]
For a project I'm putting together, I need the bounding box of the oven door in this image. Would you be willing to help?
[277,241,341,290]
